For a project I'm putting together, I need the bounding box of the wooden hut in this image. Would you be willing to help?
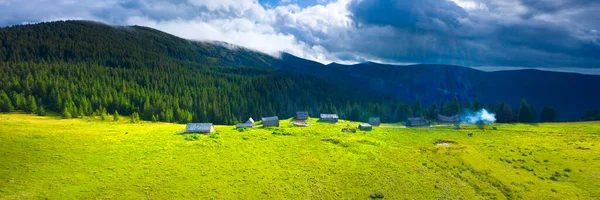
[236,123,253,128]
[185,123,215,134]
[296,111,309,120]
[368,117,381,126]
[358,124,373,131]
[236,118,255,128]
[437,114,460,123]
[320,114,339,123]
[406,117,429,127]
[262,116,279,127]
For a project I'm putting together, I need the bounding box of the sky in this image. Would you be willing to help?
[0,0,599,72]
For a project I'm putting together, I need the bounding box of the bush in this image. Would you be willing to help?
[272,130,292,136]
[370,192,384,199]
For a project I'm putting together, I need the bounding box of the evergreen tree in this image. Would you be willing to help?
[581,110,600,121]
[113,111,120,122]
[472,98,482,111]
[0,91,14,112]
[100,108,108,121]
[25,95,37,114]
[540,107,558,122]
[131,112,140,123]
[412,100,422,116]
[61,107,72,119]
[496,102,514,123]
[518,99,534,123]
[36,105,46,116]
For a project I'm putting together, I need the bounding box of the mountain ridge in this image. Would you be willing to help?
[1,20,599,121]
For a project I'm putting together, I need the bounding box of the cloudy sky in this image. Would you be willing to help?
[1,0,599,72]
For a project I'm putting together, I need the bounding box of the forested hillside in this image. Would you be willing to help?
[0,21,412,124]
[277,53,600,120]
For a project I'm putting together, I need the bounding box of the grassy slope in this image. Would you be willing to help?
[0,113,599,199]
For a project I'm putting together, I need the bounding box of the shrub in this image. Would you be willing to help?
[370,192,384,199]
[272,130,292,136]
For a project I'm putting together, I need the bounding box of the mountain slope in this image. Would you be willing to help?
[277,53,600,120]
[0,21,403,124]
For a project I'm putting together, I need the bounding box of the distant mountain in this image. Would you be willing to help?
[275,53,600,120]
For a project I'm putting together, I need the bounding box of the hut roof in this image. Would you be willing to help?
[359,124,372,128]
[246,118,255,124]
[185,123,214,133]
[262,116,279,122]
[320,114,339,119]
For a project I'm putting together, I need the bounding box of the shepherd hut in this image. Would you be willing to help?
[320,114,339,123]
[185,123,215,134]
[358,124,373,131]
[296,111,309,120]
[406,117,429,127]
[262,116,279,127]
[368,117,381,126]
[236,118,255,128]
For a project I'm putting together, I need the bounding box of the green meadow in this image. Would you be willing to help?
[1,113,599,199]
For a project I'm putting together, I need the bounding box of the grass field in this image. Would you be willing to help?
[1,113,599,199]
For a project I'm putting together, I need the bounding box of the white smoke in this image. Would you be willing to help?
[462,109,496,124]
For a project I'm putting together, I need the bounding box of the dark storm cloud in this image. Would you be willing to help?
[341,0,600,68]
[349,0,467,32]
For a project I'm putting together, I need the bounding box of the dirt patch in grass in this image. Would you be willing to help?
[435,140,457,147]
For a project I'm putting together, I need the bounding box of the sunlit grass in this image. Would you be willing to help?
[0,113,599,199]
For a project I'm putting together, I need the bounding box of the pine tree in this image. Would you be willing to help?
[131,112,140,123]
[36,105,46,116]
[518,99,534,123]
[472,98,482,111]
[100,108,107,121]
[0,91,14,112]
[25,95,37,114]
[62,107,72,119]
[540,107,558,122]
[113,111,120,122]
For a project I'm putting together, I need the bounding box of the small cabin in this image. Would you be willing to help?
[358,123,373,131]
[262,116,279,127]
[246,117,255,124]
[320,114,339,123]
[236,118,255,129]
[185,123,215,134]
[368,117,381,126]
[296,111,309,120]
[236,123,253,128]
[437,114,459,123]
[406,117,429,127]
